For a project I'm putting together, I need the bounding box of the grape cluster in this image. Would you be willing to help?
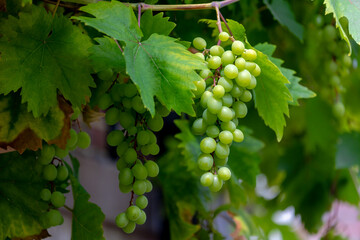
[191,32,260,192]
[37,128,91,228]
[98,80,168,233]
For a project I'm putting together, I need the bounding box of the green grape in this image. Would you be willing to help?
[217,106,234,122]
[215,142,229,159]
[40,188,51,201]
[207,56,222,69]
[132,163,148,180]
[115,212,129,228]
[119,183,133,193]
[107,130,124,147]
[148,131,157,144]
[43,164,57,181]
[240,90,252,102]
[119,168,134,185]
[124,84,138,98]
[232,117,239,127]
[57,165,69,181]
[221,50,235,66]
[200,137,217,153]
[230,85,244,98]
[126,205,141,221]
[233,129,244,142]
[252,64,261,77]
[342,55,352,68]
[137,130,150,146]
[156,104,171,117]
[200,69,213,79]
[218,167,231,181]
[51,191,65,208]
[136,210,147,225]
[128,126,137,136]
[193,37,207,50]
[207,96,222,114]
[46,209,64,227]
[145,161,159,177]
[116,142,129,157]
[206,125,220,138]
[55,146,68,159]
[110,84,124,103]
[67,129,78,148]
[141,145,151,156]
[119,111,135,130]
[212,85,225,99]
[98,93,113,110]
[39,145,55,165]
[222,93,233,107]
[214,155,228,166]
[245,61,256,72]
[133,180,147,195]
[70,107,81,120]
[195,52,205,60]
[148,114,164,132]
[202,109,217,125]
[224,64,238,79]
[218,77,233,92]
[116,158,127,171]
[247,76,257,89]
[147,143,160,155]
[105,107,120,125]
[330,75,341,85]
[132,96,146,114]
[98,68,113,81]
[192,118,207,135]
[122,98,132,109]
[124,148,137,164]
[197,153,213,171]
[219,31,230,41]
[200,91,213,108]
[232,40,245,55]
[323,25,336,40]
[122,221,136,234]
[235,57,246,71]
[242,49,257,61]
[77,131,91,149]
[236,70,251,88]
[145,179,153,193]
[136,195,148,209]
[233,101,248,118]
[200,172,214,187]
[209,175,223,192]
[219,130,233,144]
[221,121,236,132]
[193,79,206,97]
[209,45,224,56]
[333,101,345,118]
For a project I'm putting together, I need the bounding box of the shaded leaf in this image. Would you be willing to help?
[0,5,94,117]
[335,132,360,169]
[336,169,360,205]
[140,10,176,40]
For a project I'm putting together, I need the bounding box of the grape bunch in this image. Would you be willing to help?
[191,32,260,192]
[98,80,168,233]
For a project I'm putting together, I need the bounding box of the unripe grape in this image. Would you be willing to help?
[200,137,217,153]
[124,84,138,98]
[133,180,147,195]
[221,50,235,65]
[98,68,113,81]
[240,90,252,102]
[110,84,124,103]
[197,153,213,171]
[233,101,248,118]
[136,210,147,225]
[245,62,256,72]
[132,96,146,114]
[242,49,257,61]
[232,117,239,127]
[136,195,148,209]
[333,101,345,118]
[206,125,220,138]
[145,180,153,193]
[200,91,213,108]
[40,188,51,201]
[116,142,128,157]
[235,57,246,70]
[247,76,257,89]
[39,145,55,165]
[128,126,137,136]
[57,165,69,181]
[116,159,127,171]
[126,205,141,221]
[342,55,352,68]
[202,109,217,125]
[193,79,206,97]
[122,221,136,234]
[51,191,65,208]
[105,107,120,125]
[124,148,137,164]
[122,98,132,109]
[148,114,164,132]
[193,37,207,50]
[252,64,261,77]
[119,111,135,130]
[232,40,245,55]
[214,155,228,166]
[200,172,214,187]
[43,164,57,181]
[218,167,231,181]
[107,130,124,147]
[230,85,244,98]
[200,69,213,79]
[145,161,159,177]
[209,175,223,192]
[132,163,148,180]
[233,129,244,142]
[215,142,229,159]
[192,118,207,135]
[219,130,233,144]
[236,70,251,88]
[207,56,222,69]
[115,212,129,228]
[222,93,233,107]
[195,52,205,60]
[217,106,234,122]
[119,183,133,193]
[148,143,160,155]
[221,121,236,132]
[67,129,78,148]
[77,131,91,149]
[207,96,222,114]
[209,45,224,56]
[218,77,233,92]
[323,25,336,41]
[219,31,230,42]
[137,130,150,146]
[212,85,225,99]
[55,146,68,159]
[70,107,81,121]
[224,64,239,79]
[45,209,64,227]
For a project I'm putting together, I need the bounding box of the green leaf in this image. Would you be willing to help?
[199,19,246,42]
[324,0,360,54]
[0,5,94,117]
[263,0,304,41]
[73,1,142,43]
[140,10,176,40]
[89,37,125,73]
[0,93,64,151]
[69,157,105,240]
[124,34,205,116]
[336,169,360,205]
[227,177,247,206]
[62,0,97,3]
[336,132,360,169]
[0,151,48,239]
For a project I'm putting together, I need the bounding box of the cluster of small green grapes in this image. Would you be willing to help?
[191,32,260,192]
[98,80,169,233]
[37,126,91,228]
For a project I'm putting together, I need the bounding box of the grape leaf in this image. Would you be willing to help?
[140,10,176,40]
[68,157,105,240]
[324,0,360,54]
[335,132,360,169]
[89,37,125,73]
[336,169,360,205]
[0,5,94,117]
[0,151,48,239]
[263,0,304,41]
[124,34,206,116]
[0,93,66,153]
[72,1,143,43]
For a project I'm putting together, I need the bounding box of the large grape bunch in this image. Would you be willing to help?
[191,32,260,192]
[98,79,169,233]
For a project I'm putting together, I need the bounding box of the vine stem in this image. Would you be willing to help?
[219,11,234,37]
[128,0,239,11]
[113,38,123,53]
[51,0,61,17]
[138,4,142,28]
[64,205,73,212]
